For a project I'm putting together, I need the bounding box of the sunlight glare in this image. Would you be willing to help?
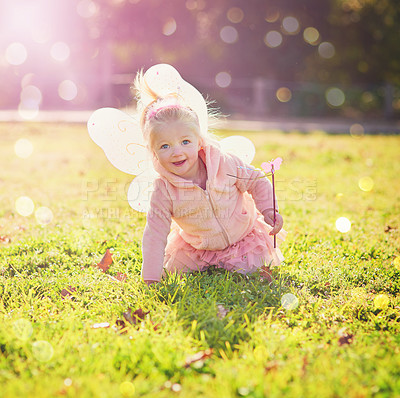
[276,87,292,102]
[35,207,54,225]
[15,196,35,217]
[14,138,34,159]
[358,177,374,192]
[32,341,54,362]
[281,293,299,310]
[264,31,283,48]
[220,26,238,44]
[51,42,71,62]
[163,18,177,36]
[336,217,351,233]
[58,80,78,101]
[215,72,232,88]
[282,16,300,34]
[5,42,28,66]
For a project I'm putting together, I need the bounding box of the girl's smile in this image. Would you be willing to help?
[151,121,202,181]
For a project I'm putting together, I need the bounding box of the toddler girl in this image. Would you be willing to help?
[135,66,285,285]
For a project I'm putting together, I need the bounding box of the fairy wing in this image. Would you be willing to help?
[87,107,152,176]
[219,135,256,164]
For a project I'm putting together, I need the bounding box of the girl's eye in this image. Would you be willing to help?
[182,140,190,145]
[160,144,169,149]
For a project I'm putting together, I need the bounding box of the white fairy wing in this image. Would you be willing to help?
[127,169,158,213]
[87,107,152,175]
[219,135,256,164]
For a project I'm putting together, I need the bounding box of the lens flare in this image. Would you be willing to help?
[15,196,35,217]
[282,16,300,34]
[119,381,135,397]
[15,138,34,159]
[58,80,78,101]
[276,87,292,102]
[325,87,345,107]
[51,42,71,62]
[358,177,374,192]
[32,340,54,362]
[318,42,335,59]
[5,42,28,65]
[215,71,232,88]
[35,207,54,225]
[303,27,320,45]
[264,31,283,48]
[220,26,238,44]
[163,18,177,36]
[281,293,299,310]
[13,319,33,341]
[350,123,364,138]
[336,217,351,233]
[227,7,244,23]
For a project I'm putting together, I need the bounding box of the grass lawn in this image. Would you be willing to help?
[0,122,399,398]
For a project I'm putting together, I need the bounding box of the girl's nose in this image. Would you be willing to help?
[171,145,183,155]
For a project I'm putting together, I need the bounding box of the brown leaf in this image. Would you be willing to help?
[0,235,11,243]
[260,266,273,283]
[385,225,396,233]
[115,319,128,334]
[115,272,127,282]
[184,349,213,367]
[338,333,354,346]
[61,286,76,298]
[122,308,150,325]
[95,249,113,272]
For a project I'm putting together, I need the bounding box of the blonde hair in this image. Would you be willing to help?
[133,69,218,148]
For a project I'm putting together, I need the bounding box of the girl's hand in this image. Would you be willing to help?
[262,209,283,235]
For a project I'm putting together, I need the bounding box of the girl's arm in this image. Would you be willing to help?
[141,179,172,283]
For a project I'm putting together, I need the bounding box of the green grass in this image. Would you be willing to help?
[1,122,399,398]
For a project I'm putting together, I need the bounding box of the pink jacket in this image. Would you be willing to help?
[141,144,276,281]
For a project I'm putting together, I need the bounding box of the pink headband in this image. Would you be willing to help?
[146,104,183,121]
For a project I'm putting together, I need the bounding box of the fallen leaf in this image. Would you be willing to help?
[123,308,150,325]
[115,319,128,334]
[260,266,273,283]
[338,328,354,346]
[384,225,396,233]
[115,272,127,282]
[61,286,76,298]
[94,249,113,272]
[184,349,213,368]
[0,235,11,243]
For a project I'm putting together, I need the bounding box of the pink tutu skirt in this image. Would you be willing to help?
[163,215,287,276]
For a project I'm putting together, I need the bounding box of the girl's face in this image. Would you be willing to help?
[150,120,202,180]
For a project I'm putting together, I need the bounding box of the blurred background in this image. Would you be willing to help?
[1,0,399,122]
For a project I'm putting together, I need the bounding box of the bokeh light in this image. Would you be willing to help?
[281,293,299,310]
[303,27,320,45]
[15,196,35,217]
[318,42,335,59]
[276,87,292,102]
[13,319,33,341]
[51,42,71,62]
[120,381,135,397]
[349,123,365,138]
[163,18,177,36]
[264,31,283,48]
[35,207,54,225]
[32,340,54,362]
[76,0,98,18]
[227,7,244,24]
[358,177,374,192]
[336,217,351,233]
[282,16,300,34]
[215,71,232,88]
[394,257,400,270]
[265,7,279,23]
[5,42,28,66]
[20,85,42,107]
[18,102,39,120]
[14,138,34,159]
[220,26,238,44]
[325,87,345,107]
[374,294,389,310]
[58,80,78,101]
